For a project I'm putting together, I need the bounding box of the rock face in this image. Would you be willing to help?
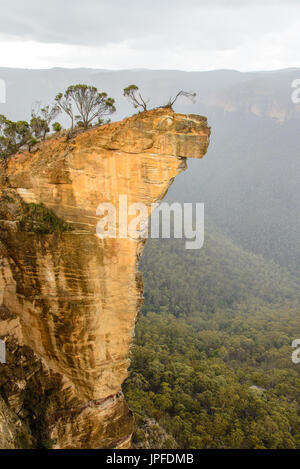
[0,108,210,449]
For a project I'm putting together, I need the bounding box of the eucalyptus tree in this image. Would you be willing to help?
[56,84,116,129]
[123,84,149,111]
[30,102,61,140]
[165,90,197,108]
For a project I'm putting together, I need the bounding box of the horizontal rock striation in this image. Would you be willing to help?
[0,108,210,448]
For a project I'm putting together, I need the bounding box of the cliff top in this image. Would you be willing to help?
[5,108,210,177]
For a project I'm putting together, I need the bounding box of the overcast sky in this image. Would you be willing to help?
[0,0,300,71]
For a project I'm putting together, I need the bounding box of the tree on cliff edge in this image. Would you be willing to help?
[30,102,61,140]
[164,90,197,108]
[123,85,149,111]
[56,84,116,129]
[0,115,34,163]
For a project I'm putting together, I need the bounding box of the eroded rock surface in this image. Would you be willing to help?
[0,108,210,448]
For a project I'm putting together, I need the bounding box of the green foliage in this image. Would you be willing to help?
[56,84,116,129]
[0,115,32,161]
[55,91,74,129]
[124,228,300,449]
[0,83,115,161]
[123,84,149,111]
[30,116,49,140]
[132,415,177,449]
[52,121,62,132]
[140,227,300,316]
[0,101,63,162]
[31,102,60,140]
[125,308,300,449]
[18,203,72,234]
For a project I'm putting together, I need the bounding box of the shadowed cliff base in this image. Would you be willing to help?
[0,108,210,448]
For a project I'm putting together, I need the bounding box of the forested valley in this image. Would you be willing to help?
[124,223,300,449]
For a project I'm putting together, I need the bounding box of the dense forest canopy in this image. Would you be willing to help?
[124,225,300,449]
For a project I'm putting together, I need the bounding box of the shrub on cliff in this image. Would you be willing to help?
[30,102,61,140]
[52,122,62,133]
[123,85,197,111]
[19,203,72,234]
[0,115,33,162]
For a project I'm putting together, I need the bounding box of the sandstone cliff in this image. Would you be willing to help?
[0,108,210,449]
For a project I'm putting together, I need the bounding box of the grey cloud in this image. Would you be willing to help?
[0,0,299,47]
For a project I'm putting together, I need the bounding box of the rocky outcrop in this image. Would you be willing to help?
[0,108,210,448]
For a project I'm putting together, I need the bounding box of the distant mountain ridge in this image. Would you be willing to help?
[0,67,300,123]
